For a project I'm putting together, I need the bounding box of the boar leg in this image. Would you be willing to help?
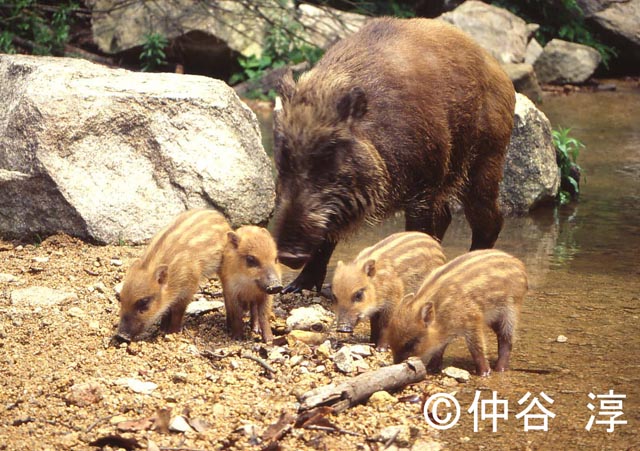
[405,202,451,242]
[491,320,514,372]
[250,303,262,335]
[426,346,447,373]
[462,160,504,250]
[465,322,491,376]
[160,298,188,334]
[224,294,245,340]
[255,297,274,343]
[370,312,383,348]
[283,240,337,293]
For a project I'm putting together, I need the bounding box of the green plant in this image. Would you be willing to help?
[229,19,324,92]
[140,32,168,72]
[491,0,617,67]
[553,127,584,205]
[0,1,77,55]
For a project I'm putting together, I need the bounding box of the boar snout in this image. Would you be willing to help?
[265,282,283,295]
[336,315,356,333]
[278,251,311,269]
[257,271,283,294]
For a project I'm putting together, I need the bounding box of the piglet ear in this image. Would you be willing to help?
[337,87,367,121]
[227,231,240,249]
[154,264,169,286]
[363,259,376,278]
[420,302,435,326]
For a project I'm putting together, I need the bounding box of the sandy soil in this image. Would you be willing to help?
[0,234,447,451]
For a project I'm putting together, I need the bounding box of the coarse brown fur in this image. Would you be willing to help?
[273,17,516,293]
[331,232,446,348]
[384,250,528,376]
[220,226,282,343]
[117,209,231,341]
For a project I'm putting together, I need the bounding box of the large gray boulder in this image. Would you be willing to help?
[87,0,284,57]
[500,94,560,215]
[501,63,543,103]
[439,1,529,64]
[577,0,640,64]
[534,39,602,84]
[297,4,369,49]
[87,1,368,59]
[0,54,275,244]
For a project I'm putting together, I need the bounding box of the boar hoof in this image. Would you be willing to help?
[478,368,492,377]
[111,334,131,346]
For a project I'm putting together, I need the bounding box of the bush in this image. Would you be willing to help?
[229,19,324,98]
[140,32,168,72]
[0,1,77,55]
[552,127,584,205]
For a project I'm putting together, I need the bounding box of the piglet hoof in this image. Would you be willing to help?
[478,368,492,377]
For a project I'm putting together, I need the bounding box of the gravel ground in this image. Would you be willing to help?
[0,234,447,451]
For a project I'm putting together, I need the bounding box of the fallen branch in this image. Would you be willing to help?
[298,357,427,412]
[241,352,276,374]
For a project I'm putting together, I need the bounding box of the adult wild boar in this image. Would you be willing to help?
[273,17,516,293]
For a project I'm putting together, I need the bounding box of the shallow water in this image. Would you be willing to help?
[263,80,640,449]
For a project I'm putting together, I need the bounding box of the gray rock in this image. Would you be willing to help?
[443,366,470,383]
[349,344,373,357]
[499,94,560,214]
[0,55,274,243]
[67,307,86,318]
[114,377,158,395]
[534,39,601,84]
[333,346,354,374]
[525,38,544,65]
[439,1,528,64]
[373,425,412,447]
[11,286,78,308]
[168,415,193,433]
[66,381,104,407]
[578,0,640,65]
[297,4,369,49]
[501,63,543,103]
[87,0,283,57]
[286,304,334,332]
[185,299,224,315]
[0,273,18,284]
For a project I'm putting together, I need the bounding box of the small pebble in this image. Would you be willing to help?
[557,335,568,343]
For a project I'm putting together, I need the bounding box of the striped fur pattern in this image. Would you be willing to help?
[331,231,446,347]
[220,226,282,343]
[117,209,231,341]
[384,249,528,376]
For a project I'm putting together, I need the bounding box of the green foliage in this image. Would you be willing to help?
[491,0,617,67]
[351,0,415,18]
[0,1,77,55]
[140,32,168,72]
[553,127,584,205]
[229,19,324,93]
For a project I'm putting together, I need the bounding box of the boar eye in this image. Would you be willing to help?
[135,296,152,313]
[246,255,260,268]
[352,289,365,303]
[402,337,420,355]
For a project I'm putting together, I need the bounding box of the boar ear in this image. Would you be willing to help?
[337,87,367,121]
[154,264,169,286]
[420,302,435,326]
[227,231,240,249]
[363,259,376,278]
[278,69,295,103]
